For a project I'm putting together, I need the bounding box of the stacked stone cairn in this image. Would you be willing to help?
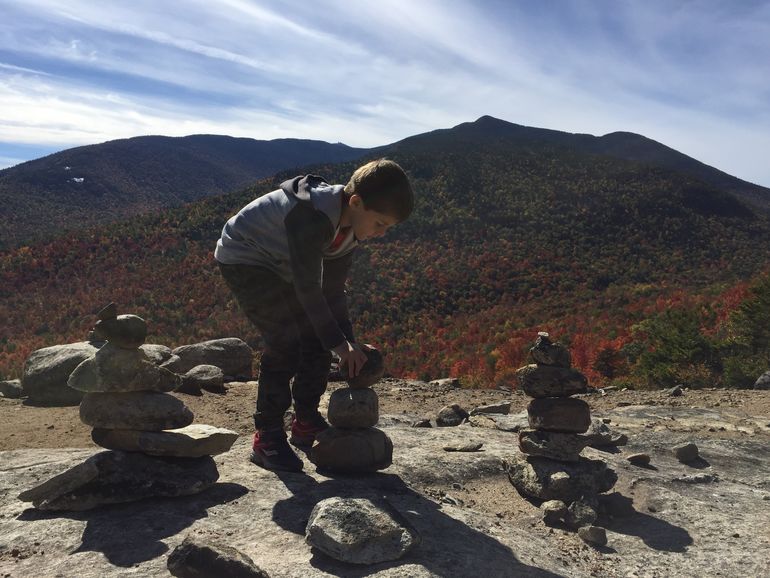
[503,332,617,531]
[18,304,238,511]
[310,347,392,474]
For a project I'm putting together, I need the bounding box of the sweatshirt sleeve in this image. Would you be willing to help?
[323,251,355,343]
[284,202,348,351]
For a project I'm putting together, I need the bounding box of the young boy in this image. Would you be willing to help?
[214,159,413,472]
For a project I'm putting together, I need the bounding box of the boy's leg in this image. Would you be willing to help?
[217,263,299,429]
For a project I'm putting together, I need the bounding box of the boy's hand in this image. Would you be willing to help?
[333,341,368,378]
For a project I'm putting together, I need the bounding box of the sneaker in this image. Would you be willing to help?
[289,413,330,449]
[250,429,303,472]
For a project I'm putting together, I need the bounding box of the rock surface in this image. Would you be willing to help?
[79,391,194,431]
[167,535,269,578]
[22,342,101,405]
[327,387,379,428]
[305,497,420,564]
[172,338,254,377]
[91,424,239,457]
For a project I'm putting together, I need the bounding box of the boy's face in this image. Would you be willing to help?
[349,194,399,241]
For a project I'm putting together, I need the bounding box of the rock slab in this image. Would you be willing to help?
[79,391,194,431]
[306,497,420,565]
[91,424,238,457]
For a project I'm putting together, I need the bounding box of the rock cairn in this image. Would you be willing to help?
[310,347,392,473]
[18,305,238,511]
[503,332,617,530]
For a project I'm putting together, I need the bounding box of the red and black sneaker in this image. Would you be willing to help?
[289,413,330,449]
[250,428,303,472]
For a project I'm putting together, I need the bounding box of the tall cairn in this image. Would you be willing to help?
[18,304,238,511]
[310,347,392,474]
[503,332,617,529]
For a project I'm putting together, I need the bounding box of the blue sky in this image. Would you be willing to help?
[1,0,769,186]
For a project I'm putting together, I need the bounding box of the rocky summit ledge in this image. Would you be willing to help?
[1,406,769,577]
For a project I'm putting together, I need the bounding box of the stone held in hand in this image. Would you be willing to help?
[527,397,592,433]
[327,387,379,428]
[18,450,218,511]
[91,424,238,457]
[529,334,572,367]
[93,314,148,349]
[516,364,588,398]
[344,346,385,389]
[310,427,392,473]
[79,391,194,431]
[305,497,420,565]
[67,343,181,393]
[518,429,591,462]
[167,535,269,578]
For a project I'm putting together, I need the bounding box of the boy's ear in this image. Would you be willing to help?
[348,193,364,209]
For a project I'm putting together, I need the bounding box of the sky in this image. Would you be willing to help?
[1,0,769,186]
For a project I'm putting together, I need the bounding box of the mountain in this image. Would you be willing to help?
[2,116,769,388]
[0,135,369,250]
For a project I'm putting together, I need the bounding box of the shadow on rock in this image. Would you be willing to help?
[272,471,563,578]
[682,457,711,469]
[18,482,248,566]
[600,493,692,552]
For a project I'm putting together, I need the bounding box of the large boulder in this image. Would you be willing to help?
[22,342,101,405]
[310,427,392,473]
[17,450,218,511]
[171,338,253,376]
[327,387,379,428]
[91,424,238,457]
[67,343,181,393]
[306,497,420,564]
[79,391,194,431]
[516,364,588,398]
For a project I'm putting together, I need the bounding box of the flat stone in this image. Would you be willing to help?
[436,404,470,427]
[443,442,484,452]
[22,342,101,405]
[627,453,651,466]
[345,347,385,389]
[93,314,147,349]
[305,497,420,564]
[529,334,571,367]
[327,387,379,428]
[518,429,590,462]
[79,391,194,431]
[167,535,269,578]
[0,379,24,399]
[577,526,607,546]
[503,454,617,502]
[516,364,588,398]
[172,338,253,377]
[470,401,511,415]
[67,343,181,393]
[310,427,392,473]
[18,450,218,511]
[673,442,700,463]
[527,398,592,433]
[91,424,238,457]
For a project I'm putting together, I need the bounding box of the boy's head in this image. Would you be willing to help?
[344,159,413,223]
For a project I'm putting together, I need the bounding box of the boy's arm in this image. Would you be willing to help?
[323,252,355,343]
[285,203,347,351]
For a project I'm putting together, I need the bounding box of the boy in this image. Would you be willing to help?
[214,158,414,472]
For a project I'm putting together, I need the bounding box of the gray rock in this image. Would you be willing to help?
[310,427,392,473]
[167,535,269,578]
[327,387,379,428]
[172,338,253,377]
[516,364,588,398]
[436,404,470,427]
[67,343,181,393]
[673,442,700,463]
[518,429,590,462]
[470,401,511,416]
[93,314,147,349]
[140,344,174,365]
[503,454,617,502]
[443,442,484,452]
[0,379,24,398]
[345,346,385,389]
[529,334,571,367]
[17,450,218,511]
[305,497,420,564]
[577,525,607,546]
[22,342,101,405]
[754,371,770,390]
[91,424,238,457]
[160,354,185,373]
[565,498,598,529]
[627,453,651,466]
[79,391,194,431]
[428,377,460,388]
[541,499,567,525]
[527,397,592,433]
[181,365,225,394]
[668,384,684,396]
[411,419,432,428]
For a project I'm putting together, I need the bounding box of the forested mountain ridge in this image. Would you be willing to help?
[0,135,368,250]
[2,116,769,388]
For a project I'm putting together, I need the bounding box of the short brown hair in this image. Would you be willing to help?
[345,158,413,222]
